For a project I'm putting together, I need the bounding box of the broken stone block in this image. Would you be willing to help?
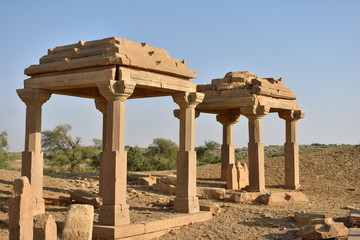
[348,228,360,240]
[157,174,177,186]
[231,192,263,203]
[152,183,176,194]
[294,212,327,225]
[0,198,10,213]
[297,220,348,240]
[226,163,238,190]
[43,194,72,205]
[258,192,309,205]
[9,176,33,240]
[197,187,226,199]
[349,209,360,227]
[33,213,57,240]
[236,162,249,189]
[70,189,102,209]
[62,204,94,240]
[138,177,157,186]
[199,201,221,215]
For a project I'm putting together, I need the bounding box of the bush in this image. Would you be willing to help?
[0,131,16,169]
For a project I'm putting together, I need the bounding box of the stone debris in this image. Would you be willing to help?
[127,173,152,181]
[297,218,348,239]
[294,212,327,225]
[70,189,102,209]
[62,204,94,240]
[226,162,249,190]
[8,176,33,240]
[138,177,157,186]
[158,174,177,186]
[349,209,360,227]
[199,201,221,215]
[43,194,72,206]
[258,192,310,206]
[197,187,226,200]
[152,183,176,194]
[33,213,57,240]
[348,228,360,240]
[230,192,263,203]
[0,198,10,213]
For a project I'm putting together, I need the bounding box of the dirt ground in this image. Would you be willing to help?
[0,146,359,239]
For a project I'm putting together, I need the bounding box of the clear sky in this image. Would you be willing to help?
[0,1,359,152]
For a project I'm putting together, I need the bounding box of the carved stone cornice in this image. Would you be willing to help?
[94,97,107,114]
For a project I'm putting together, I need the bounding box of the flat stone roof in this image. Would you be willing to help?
[25,37,196,79]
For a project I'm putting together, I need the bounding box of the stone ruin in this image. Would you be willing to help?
[14,37,306,239]
[196,71,305,192]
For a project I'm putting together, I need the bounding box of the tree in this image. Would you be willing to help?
[42,124,98,172]
[0,131,16,169]
[195,140,221,166]
[147,138,178,170]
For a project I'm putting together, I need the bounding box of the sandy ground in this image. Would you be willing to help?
[0,146,359,239]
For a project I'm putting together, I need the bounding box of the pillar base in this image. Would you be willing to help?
[99,204,130,226]
[174,197,199,214]
[284,184,301,190]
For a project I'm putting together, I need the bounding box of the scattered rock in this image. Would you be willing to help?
[258,192,310,205]
[43,194,72,205]
[158,174,177,186]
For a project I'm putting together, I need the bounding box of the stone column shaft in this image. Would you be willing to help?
[17,89,51,215]
[216,114,240,180]
[279,110,305,190]
[241,106,269,192]
[173,92,204,213]
[97,80,135,226]
[94,98,107,197]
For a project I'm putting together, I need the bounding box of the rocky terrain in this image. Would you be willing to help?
[0,146,359,239]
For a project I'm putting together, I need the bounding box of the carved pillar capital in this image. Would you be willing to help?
[278,110,305,121]
[216,114,240,126]
[172,92,204,108]
[97,80,136,102]
[94,97,107,114]
[241,105,269,119]
[17,88,51,106]
[173,109,200,119]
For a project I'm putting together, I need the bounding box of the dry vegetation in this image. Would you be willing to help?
[0,145,359,239]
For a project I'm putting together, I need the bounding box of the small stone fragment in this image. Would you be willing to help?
[138,177,157,186]
[33,213,57,240]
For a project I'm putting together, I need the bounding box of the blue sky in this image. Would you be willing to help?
[0,1,359,152]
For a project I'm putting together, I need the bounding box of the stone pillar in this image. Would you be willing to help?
[241,106,269,192]
[94,97,107,197]
[17,88,51,215]
[279,110,305,190]
[97,80,135,226]
[9,177,33,240]
[216,114,240,181]
[172,92,204,213]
